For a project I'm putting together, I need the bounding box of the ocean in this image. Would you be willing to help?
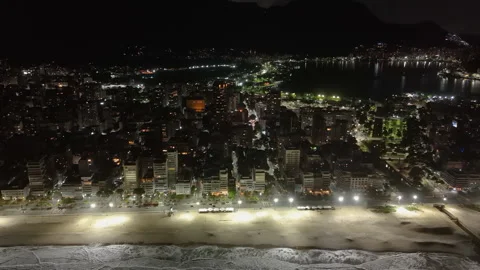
[282,60,480,99]
[0,245,479,270]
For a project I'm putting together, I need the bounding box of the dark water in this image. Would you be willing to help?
[282,60,480,99]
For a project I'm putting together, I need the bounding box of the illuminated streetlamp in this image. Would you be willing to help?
[274,198,279,209]
[413,195,418,202]
[398,195,402,204]
[90,203,96,209]
[109,202,114,208]
[353,195,359,202]
[289,197,294,206]
[338,196,344,202]
[196,202,200,205]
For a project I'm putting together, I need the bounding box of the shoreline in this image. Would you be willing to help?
[0,206,477,257]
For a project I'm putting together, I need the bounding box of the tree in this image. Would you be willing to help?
[96,189,113,198]
[133,188,145,196]
[228,190,236,199]
[409,166,424,179]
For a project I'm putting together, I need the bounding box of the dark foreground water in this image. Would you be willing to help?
[282,60,480,99]
[1,245,479,270]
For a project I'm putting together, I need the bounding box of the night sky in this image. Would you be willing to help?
[234,0,480,34]
[0,0,477,63]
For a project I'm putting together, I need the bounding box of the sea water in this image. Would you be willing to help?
[0,245,479,270]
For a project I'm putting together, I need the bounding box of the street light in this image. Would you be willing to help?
[443,197,447,201]
[398,195,402,204]
[274,198,279,203]
[109,202,114,208]
[196,202,200,205]
[353,195,359,202]
[238,200,242,205]
[90,203,96,209]
[289,197,294,206]
[338,196,344,202]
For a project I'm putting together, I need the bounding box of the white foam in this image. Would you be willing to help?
[0,245,478,270]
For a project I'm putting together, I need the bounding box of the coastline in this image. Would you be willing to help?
[0,206,476,256]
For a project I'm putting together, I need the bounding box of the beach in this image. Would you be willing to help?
[0,206,476,256]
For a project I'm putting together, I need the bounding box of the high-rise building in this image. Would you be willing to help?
[332,119,349,141]
[265,90,281,116]
[123,159,139,191]
[219,169,228,194]
[283,147,301,173]
[78,102,99,129]
[168,89,180,108]
[138,156,154,195]
[27,158,46,196]
[238,167,254,192]
[302,172,314,192]
[214,82,230,121]
[153,156,168,192]
[202,169,228,196]
[254,168,266,193]
[312,113,327,144]
[167,150,178,188]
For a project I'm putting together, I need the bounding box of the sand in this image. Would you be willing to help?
[0,206,475,256]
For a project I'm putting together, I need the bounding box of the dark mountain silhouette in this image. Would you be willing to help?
[0,0,450,62]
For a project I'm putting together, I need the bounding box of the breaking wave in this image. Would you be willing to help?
[0,245,479,270]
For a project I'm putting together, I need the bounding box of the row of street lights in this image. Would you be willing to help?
[337,195,359,202]
[336,194,446,204]
[90,202,115,209]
